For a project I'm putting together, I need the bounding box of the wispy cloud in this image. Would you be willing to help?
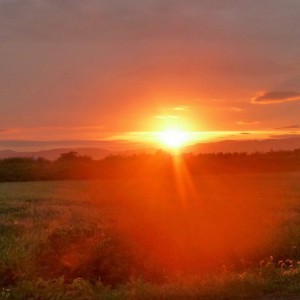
[237,121,259,125]
[275,124,300,129]
[173,106,190,111]
[217,106,244,112]
[269,133,300,139]
[0,128,16,133]
[155,115,179,119]
[252,91,300,104]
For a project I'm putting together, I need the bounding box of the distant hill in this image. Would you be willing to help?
[1,137,300,160]
[184,137,300,154]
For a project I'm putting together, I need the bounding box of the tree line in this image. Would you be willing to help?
[1,149,300,182]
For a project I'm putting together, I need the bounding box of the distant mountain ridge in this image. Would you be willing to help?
[184,137,300,153]
[1,137,300,160]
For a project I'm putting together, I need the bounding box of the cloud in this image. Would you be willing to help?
[173,106,191,111]
[217,106,243,112]
[237,121,259,125]
[269,133,300,139]
[0,128,12,133]
[252,91,300,104]
[155,115,178,119]
[241,132,251,135]
[275,124,300,129]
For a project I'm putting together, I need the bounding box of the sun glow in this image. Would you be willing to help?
[159,129,189,148]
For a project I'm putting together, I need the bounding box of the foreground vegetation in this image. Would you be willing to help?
[1,172,300,298]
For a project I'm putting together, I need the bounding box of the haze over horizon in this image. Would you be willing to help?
[1,0,300,148]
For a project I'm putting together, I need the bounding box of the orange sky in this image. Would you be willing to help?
[1,0,300,149]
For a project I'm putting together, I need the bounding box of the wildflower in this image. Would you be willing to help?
[222,265,227,272]
[259,260,266,268]
[239,259,246,267]
[278,260,284,267]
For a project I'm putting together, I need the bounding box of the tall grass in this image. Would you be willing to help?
[0,173,300,298]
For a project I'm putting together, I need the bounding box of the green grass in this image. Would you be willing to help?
[1,173,300,299]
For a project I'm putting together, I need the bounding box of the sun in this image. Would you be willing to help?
[159,129,189,148]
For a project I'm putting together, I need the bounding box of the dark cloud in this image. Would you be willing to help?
[275,124,300,129]
[241,132,251,135]
[252,91,300,104]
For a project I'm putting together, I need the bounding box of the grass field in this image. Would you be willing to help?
[1,172,300,299]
